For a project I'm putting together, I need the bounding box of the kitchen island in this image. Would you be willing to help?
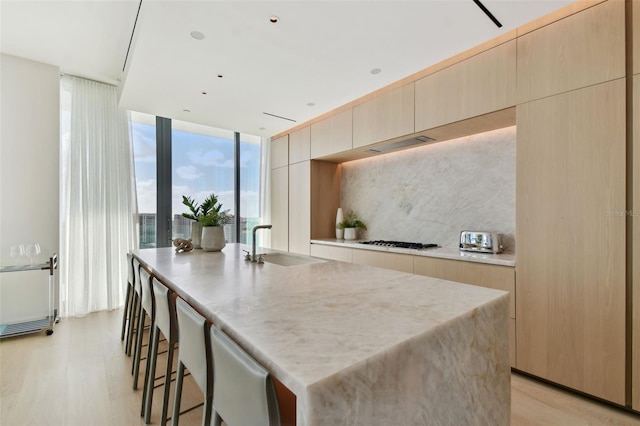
[132,244,510,425]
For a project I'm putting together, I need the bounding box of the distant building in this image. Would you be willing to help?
[138,213,260,247]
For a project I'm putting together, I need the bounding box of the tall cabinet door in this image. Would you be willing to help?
[270,136,289,251]
[633,73,640,411]
[289,161,310,255]
[516,79,626,405]
[270,166,289,251]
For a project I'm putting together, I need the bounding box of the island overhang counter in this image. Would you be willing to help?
[132,244,510,425]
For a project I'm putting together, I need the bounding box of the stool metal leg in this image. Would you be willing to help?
[132,308,147,387]
[160,339,176,425]
[142,323,160,421]
[120,283,132,341]
[171,361,186,426]
[126,291,139,356]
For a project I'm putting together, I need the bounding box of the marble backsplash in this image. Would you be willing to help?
[340,126,516,251]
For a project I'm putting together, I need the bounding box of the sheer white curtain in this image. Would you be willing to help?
[60,75,138,317]
[259,136,272,247]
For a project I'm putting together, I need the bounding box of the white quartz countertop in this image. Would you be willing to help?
[311,238,516,267]
[132,244,510,425]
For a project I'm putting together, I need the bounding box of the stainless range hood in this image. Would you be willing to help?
[365,135,436,153]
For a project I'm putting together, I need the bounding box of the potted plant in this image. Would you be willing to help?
[337,210,367,240]
[182,194,230,251]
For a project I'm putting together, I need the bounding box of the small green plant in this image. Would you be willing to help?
[337,210,367,230]
[182,193,231,227]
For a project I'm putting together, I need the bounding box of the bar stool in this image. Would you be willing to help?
[210,326,281,426]
[126,257,142,357]
[133,266,154,390]
[171,297,213,426]
[120,253,135,344]
[142,277,178,425]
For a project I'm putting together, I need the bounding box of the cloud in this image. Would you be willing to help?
[176,165,203,180]
[188,150,227,166]
[132,127,156,163]
[136,179,157,214]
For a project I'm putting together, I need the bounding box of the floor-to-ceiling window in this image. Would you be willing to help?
[130,112,157,248]
[238,133,261,244]
[171,119,235,242]
[130,112,261,247]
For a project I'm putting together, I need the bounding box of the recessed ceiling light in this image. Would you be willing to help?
[201,91,207,95]
[269,15,279,23]
[183,109,191,113]
[307,102,315,107]
[370,68,382,75]
[217,74,224,79]
[190,31,205,40]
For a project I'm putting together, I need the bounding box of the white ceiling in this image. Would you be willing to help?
[1,0,574,138]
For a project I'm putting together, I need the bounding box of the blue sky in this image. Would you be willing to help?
[131,122,261,218]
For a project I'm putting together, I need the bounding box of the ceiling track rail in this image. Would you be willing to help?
[263,112,297,123]
[473,0,503,28]
[123,0,144,72]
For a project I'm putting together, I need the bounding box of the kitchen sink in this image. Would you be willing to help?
[262,253,325,267]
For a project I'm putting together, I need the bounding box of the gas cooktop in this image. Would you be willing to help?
[358,240,438,250]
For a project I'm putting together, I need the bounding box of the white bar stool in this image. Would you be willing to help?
[142,276,178,425]
[126,257,142,356]
[210,326,281,426]
[171,297,214,426]
[133,266,154,390]
[120,253,135,344]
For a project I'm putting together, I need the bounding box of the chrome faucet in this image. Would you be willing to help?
[250,225,272,262]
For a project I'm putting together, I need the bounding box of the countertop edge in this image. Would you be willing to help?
[310,239,516,267]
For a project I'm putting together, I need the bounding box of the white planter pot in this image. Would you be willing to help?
[201,226,226,252]
[344,227,357,240]
[190,222,203,249]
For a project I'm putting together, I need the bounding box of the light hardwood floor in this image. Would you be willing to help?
[1,309,639,426]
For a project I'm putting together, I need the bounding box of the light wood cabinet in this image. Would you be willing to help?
[288,161,310,255]
[413,256,516,367]
[635,0,640,75]
[289,126,310,164]
[352,84,414,148]
[351,250,413,274]
[413,257,515,319]
[633,74,640,411]
[270,166,288,251]
[516,79,626,405]
[309,244,353,263]
[310,109,352,159]
[414,40,516,131]
[270,135,288,169]
[516,0,625,104]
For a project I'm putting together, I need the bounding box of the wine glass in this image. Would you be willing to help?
[10,244,26,263]
[25,243,37,265]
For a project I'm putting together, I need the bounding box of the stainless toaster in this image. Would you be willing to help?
[459,231,503,254]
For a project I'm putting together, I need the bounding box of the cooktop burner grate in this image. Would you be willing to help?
[358,240,438,250]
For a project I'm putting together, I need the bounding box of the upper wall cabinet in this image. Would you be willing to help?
[289,126,310,164]
[270,135,289,169]
[415,40,516,132]
[310,109,352,159]
[634,0,640,75]
[352,83,414,149]
[516,0,625,104]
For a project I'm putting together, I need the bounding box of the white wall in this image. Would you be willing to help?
[0,54,60,322]
[340,126,516,251]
